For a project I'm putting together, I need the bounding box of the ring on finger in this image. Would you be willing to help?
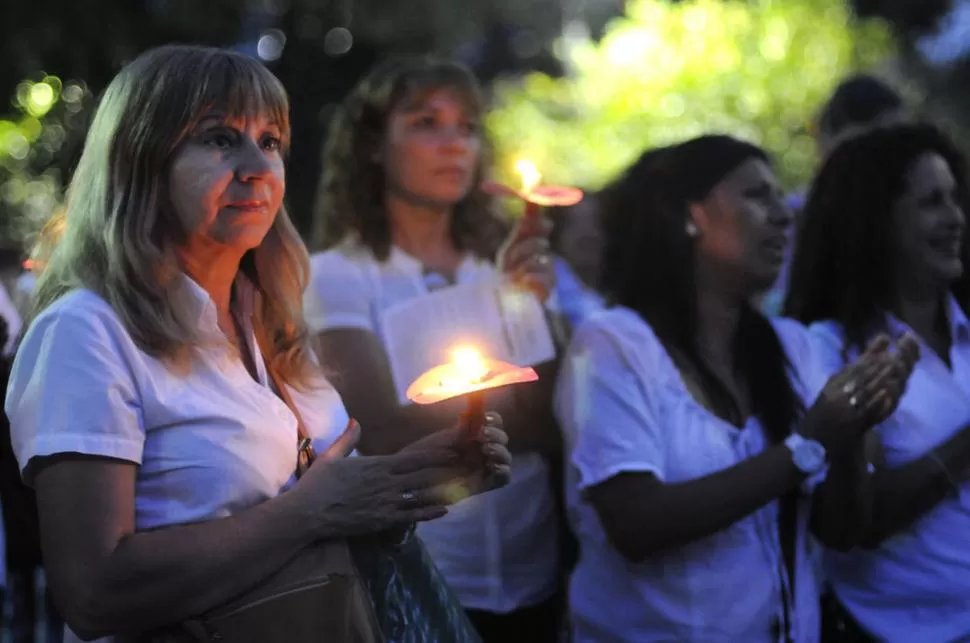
[843,380,858,395]
[401,490,418,505]
[537,254,551,267]
[849,395,860,409]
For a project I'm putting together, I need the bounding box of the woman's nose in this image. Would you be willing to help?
[235,139,274,181]
[768,200,795,229]
[438,128,472,156]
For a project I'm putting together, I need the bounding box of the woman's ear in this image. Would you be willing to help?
[687,202,706,238]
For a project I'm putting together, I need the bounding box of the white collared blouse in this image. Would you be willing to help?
[555,307,830,643]
[815,295,970,643]
[6,278,350,642]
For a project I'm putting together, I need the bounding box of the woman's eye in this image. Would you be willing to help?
[919,191,944,208]
[203,132,235,149]
[414,115,438,129]
[262,136,282,151]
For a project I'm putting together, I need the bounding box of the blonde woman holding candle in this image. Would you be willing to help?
[5,45,512,642]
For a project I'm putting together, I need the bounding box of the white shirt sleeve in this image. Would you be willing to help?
[807,321,850,375]
[5,294,145,483]
[304,250,376,334]
[773,317,840,406]
[774,317,848,493]
[555,317,667,490]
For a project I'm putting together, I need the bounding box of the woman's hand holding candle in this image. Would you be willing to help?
[405,346,535,497]
[498,214,556,302]
[400,415,512,500]
[484,159,585,301]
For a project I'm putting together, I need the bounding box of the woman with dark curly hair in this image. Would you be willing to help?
[554,136,915,642]
[785,123,970,643]
[304,57,564,641]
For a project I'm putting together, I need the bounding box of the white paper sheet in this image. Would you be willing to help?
[380,278,556,404]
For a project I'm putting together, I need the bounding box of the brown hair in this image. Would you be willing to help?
[312,56,508,260]
[32,44,318,387]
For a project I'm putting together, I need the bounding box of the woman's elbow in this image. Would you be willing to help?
[50,580,123,640]
[601,523,663,564]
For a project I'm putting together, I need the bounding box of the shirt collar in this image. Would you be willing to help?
[178,272,258,329]
[947,294,970,344]
[886,292,970,344]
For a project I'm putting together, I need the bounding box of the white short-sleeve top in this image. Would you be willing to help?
[304,241,561,614]
[815,295,970,643]
[555,307,831,643]
[5,277,350,528]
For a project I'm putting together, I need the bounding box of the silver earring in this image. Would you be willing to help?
[685,221,699,237]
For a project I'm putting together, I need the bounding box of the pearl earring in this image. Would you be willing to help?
[685,221,699,237]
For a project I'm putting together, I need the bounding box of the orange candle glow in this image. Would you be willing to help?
[482,160,584,210]
[406,345,538,435]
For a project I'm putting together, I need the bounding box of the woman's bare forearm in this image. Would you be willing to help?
[864,424,970,546]
[591,444,806,562]
[44,481,322,638]
[811,442,873,550]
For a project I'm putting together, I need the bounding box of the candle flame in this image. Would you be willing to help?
[515,159,542,194]
[449,346,488,384]
[406,345,540,405]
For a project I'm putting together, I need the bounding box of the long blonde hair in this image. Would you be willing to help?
[32,44,318,387]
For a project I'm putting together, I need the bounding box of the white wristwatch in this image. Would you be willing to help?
[784,433,827,475]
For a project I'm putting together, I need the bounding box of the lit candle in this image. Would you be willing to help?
[454,347,488,432]
[406,345,538,436]
[515,160,543,220]
[482,159,585,217]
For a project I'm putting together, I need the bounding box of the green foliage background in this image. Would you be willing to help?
[0,75,93,250]
[487,0,895,193]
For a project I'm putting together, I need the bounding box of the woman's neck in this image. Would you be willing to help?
[386,192,461,272]
[894,282,949,348]
[695,288,743,369]
[179,236,245,320]
[693,261,746,366]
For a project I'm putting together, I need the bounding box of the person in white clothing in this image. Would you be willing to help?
[785,123,970,643]
[554,137,917,643]
[307,57,564,641]
[4,45,512,643]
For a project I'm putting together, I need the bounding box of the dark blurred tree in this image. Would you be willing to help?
[1,0,250,251]
[2,0,578,247]
[847,0,970,153]
[850,0,954,37]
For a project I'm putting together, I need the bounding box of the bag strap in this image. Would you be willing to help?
[778,492,797,642]
[260,347,317,479]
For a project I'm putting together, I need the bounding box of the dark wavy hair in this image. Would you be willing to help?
[784,123,970,354]
[599,135,804,442]
[312,56,507,260]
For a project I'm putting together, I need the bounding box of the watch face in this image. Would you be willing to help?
[794,441,826,473]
